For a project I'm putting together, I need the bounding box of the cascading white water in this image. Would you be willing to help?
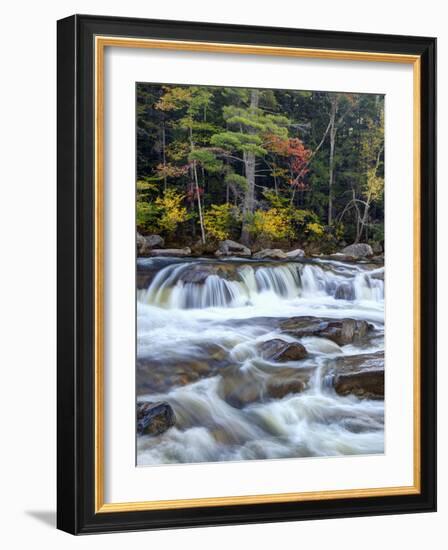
[139,260,384,310]
[137,257,385,465]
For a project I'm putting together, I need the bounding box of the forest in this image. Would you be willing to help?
[136,83,384,254]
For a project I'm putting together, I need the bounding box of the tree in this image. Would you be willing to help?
[210,89,289,244]
[155,86,215,243]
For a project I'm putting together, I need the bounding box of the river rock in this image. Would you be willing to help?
[370,268,385,281]
[258,339,308,362]
[145,234,164,249]
[253,249,288,260]
[136,401,176,436]
[136,232,149,255]
[280,316,373,346]
[341,243,374,259]
[326,351,384,399]
[334,282,355,300]
[149,247,191,257]
[215,239,251,257]
[286,248,305,260]
[136,233,165,256]
[179,263,238,284]
[137,343,229,393]
[218,364,314,408]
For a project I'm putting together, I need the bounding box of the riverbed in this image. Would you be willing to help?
[136,256,385,465]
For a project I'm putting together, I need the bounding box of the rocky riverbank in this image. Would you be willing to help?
[137,233,383,263]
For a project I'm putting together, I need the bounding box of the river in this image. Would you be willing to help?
[136,256,385,465]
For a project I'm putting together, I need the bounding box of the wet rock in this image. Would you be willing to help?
[137,344,229,393]
[286,248,305,260]
[149,247,191,257]
[370,268,385,281]
[258,339,308,362]
[179,263,238,284]
[334,282,355,300]
[280,316,373,346]
[253,249,288,260]
[215,239,251,257]
[218,364,314,408]
[341,243,373,259]
[326,351,384,399]
[137,401,176,436]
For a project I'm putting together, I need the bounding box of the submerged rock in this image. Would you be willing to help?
[341,243,373,259]
[215,239,251,257]
[178,263,239,284]
[258,339,308,362]
[137,401,176,436]
[149,247,191,257]
[218,364,314,408]
[137,343,229,394]
[371,268,385,280]
[280,316,373,346]
[286,248,305,260]
[334,282,355,300]
[327,351,384,399]
[253,249,288,260]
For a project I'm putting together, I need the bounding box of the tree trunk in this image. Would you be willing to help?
[241,89,259,245]
[328,96,338,226]
[192,160,206,244]
[162,122,167,191]
[189,127,206,244]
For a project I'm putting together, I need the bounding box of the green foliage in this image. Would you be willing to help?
[224,172,248,191]
[188,149,223,173]
[136,201,160,233]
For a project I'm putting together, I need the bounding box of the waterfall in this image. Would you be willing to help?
[139,259,384,310]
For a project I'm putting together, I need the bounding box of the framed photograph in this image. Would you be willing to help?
[57,14,436,534]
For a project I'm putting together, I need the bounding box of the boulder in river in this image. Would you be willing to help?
[259,339,308,362]
[218,364,314,408]
[253,249,288,260]
[215,239,251,257]
[149,247,191,257]
[286,248,305,260]
[326,351,384,399]
[280,316,373,346]
[137,401,176,436]
[341,243,374,259]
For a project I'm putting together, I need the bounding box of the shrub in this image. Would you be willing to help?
[155,188,189,235]
[249,208,293,241]
[204,203,240,241]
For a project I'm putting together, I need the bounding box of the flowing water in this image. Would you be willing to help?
[136,256,385,465]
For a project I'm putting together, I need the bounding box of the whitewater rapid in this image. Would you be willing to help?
[136,257,385,465]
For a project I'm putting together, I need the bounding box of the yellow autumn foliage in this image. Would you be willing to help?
[155,189,188,234]
[249,208,293,240]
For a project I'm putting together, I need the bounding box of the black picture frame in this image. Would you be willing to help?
[57,14,436,535]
